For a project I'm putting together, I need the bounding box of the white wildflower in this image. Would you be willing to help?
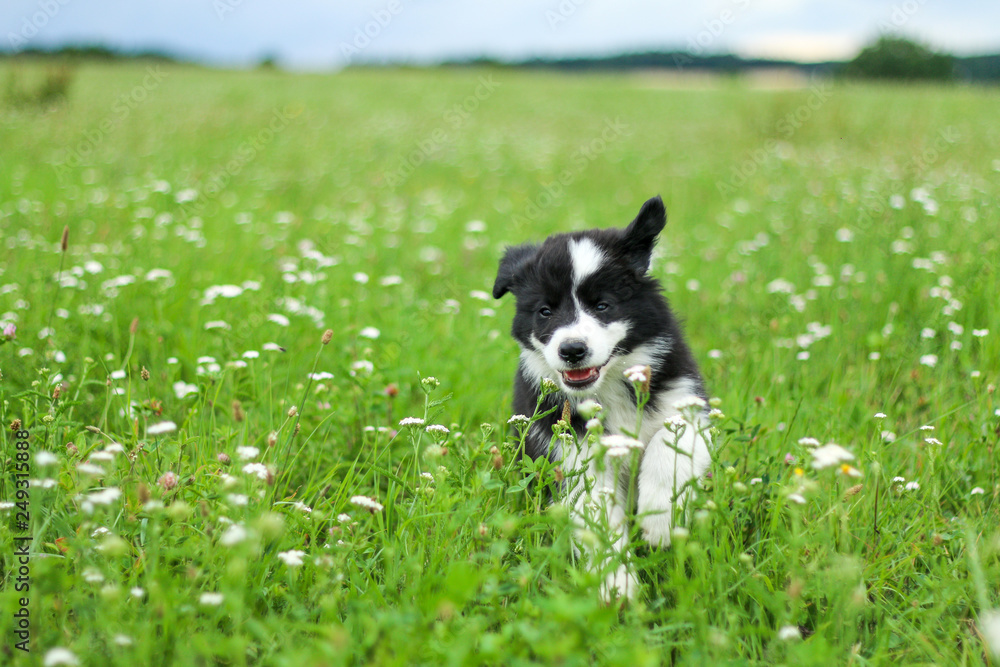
[35,450,59,466]
[242,463,269,480]
[199,592,225,606]
[277,549,306,567]
[810,443,855,469]
[624,365,649,383]
[43,648,80,666]
[577,400,602,419]
[672,396,707,412]
[350,495,384,512]
[235,446,259,461]
[148,421,177,435]
[220,524,248,546]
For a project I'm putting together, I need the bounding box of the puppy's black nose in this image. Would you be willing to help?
[558,340,589,364]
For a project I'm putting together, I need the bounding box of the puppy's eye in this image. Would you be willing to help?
[538,306,552,317]
[595,302,610,312]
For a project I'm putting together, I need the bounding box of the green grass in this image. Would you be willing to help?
[1,61,999,666]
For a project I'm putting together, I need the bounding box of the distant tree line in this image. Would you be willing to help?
[2,37,999,83]
[446,36,998,84]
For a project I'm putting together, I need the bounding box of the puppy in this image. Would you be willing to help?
[493,195,711,600]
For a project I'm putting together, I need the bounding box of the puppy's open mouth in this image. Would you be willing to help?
[561,366,602,389]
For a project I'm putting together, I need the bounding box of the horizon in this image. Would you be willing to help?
[2,1,998,72]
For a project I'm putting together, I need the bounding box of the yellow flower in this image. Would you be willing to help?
[840,463,863,478]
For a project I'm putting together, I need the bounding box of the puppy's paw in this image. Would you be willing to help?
[639,511,673,548]
[600,565,638,604]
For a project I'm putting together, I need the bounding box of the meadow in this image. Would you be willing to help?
[0,61,998,666]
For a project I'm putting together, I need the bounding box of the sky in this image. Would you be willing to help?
[2,0,998,70]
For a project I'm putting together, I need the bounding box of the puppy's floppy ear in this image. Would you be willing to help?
[622,195,666,273]
[493,243,538,299]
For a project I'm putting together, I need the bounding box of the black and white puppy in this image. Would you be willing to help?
[493,195,711,600]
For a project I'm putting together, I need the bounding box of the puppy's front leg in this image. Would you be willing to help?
[563,440,637,602]
[637,421,711,547]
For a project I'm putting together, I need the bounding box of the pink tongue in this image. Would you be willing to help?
[565,368,595,381]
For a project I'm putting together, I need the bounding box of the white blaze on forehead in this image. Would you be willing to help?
[568,238,605,286]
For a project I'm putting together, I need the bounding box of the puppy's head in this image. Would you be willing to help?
[493,196,667,396]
